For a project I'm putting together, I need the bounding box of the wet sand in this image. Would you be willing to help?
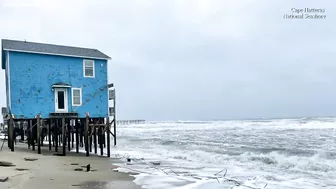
[0,141,141,189]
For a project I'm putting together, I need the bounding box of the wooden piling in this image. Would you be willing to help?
[80,120,84,148]
[14,120,17,146]
[12,119,15,150]
[3,115,111,158]
[20,122,24,141]
[113,91,117,146]
[40,120,43,147]
[55,119,58,152]
[71,119,74,149]
[37,115,41,154]
[59,119,62,147]
[48,119,52,150]
[107,117,110,157]
[99,127,103,156]
[8,115,14,151]
[52,120,55,147]
[67,119,71,152]
[40,119,43,147]
[27,120,31,149]
[85,115,89,157]
[113,119,116,146]
[76,119,79,153]
[7,118,10,149]
[7,119,10,148]
[89,123,92,153]
[94,125,97,154]
[62,117,66,156]
[103,120,106,149]
[32,120,35,151]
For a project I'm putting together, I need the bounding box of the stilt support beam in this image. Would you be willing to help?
[37,115,41,154]
[62,117,66,156]
[85,115,89,157]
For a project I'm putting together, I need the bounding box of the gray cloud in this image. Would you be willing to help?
[0,0,335,121]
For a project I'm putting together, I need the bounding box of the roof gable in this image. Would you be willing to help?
[1,39,111,61]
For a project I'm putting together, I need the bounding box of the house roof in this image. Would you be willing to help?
[1,39,111,62]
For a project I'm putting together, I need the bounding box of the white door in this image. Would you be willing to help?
[54,88,68,112]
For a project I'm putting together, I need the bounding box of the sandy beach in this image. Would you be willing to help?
[0,141,141,189]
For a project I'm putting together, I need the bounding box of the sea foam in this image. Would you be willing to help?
[111,118,336,189]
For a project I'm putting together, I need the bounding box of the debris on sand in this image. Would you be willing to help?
[24,158,38,161]
[0,161,15,167]
[86,164,91,172]
[0,176,9,182]
[16,168,30,171]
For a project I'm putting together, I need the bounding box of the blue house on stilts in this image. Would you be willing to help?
[1,39,116,157]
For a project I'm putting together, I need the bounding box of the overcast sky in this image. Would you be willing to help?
[0,0,335,121]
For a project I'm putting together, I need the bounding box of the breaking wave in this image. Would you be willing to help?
[239,151,335,172]
[113,118,336,189]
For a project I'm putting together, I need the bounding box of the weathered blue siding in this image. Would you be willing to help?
[4,52,9,110]
[8,51,108,118]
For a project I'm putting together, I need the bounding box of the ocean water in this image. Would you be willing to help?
[111,118,336,189]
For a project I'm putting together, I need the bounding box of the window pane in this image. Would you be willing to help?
[73,89,80,97]
[85,68,93,76]
[73,97,80,105]
[85,61,93,67]
[73,89,81,105]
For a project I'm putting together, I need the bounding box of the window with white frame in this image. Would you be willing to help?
[83,59,95,77]
[72,88,82,106]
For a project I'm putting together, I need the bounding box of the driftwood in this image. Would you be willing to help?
[24,158,38,161]
[0,177,9,182]
[0,161,14,167]
[16,168,30,171]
